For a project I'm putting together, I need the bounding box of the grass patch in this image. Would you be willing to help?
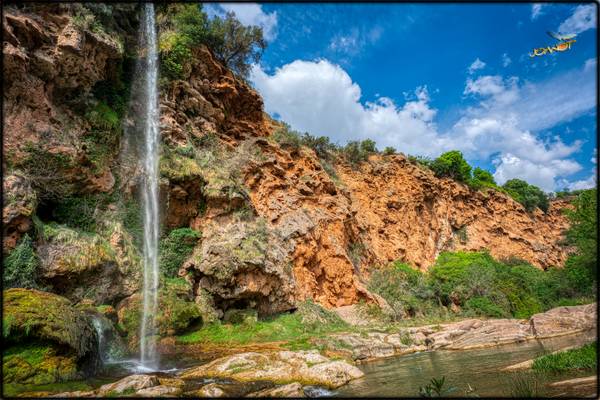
[177,301,350,347]
[532,342,597,373]
[2,380,93,397]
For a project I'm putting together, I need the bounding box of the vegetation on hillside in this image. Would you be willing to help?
[368,251,595,321]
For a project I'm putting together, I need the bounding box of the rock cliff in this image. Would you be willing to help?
[2,4,571,321]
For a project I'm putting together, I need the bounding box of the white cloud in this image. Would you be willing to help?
[467,58,486,74]
[251,60,443,156]
[531,4,546,20]
[502,53,512,67]
[493,154,582,192]
[208,3,278,41]
[250,58,594,191]
[559,173,597,191]
[558,4,597,35]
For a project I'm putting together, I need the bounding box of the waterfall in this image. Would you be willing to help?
[139,2,160,370]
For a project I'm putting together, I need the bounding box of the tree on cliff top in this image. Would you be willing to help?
[158,4,266,79]
[430,150,472,182]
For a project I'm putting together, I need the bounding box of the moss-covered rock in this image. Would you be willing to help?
[117,279,202,351]
[3,343,79,385]
[3,289,99,384]
[36,221,141,304]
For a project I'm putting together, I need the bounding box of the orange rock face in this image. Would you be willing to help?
[156,44,571,311]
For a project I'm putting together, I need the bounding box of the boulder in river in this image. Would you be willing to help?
[180,350,364,388]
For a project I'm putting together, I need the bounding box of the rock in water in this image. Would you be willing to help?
[98,374,159,395]
[180,350,364,388]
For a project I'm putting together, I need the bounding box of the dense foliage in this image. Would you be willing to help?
[368,251,595,321]
[159,228,201,277]
[502,179,549,213]
[158,4,266,79]
[430,150,472,182]
[564,189,597,277]
[3,235,40,289]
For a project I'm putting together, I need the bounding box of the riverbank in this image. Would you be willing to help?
[12,303,596,397]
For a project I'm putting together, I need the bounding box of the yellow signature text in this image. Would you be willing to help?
[530,40,576,57]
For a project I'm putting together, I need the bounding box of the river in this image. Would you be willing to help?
[335,331,596,397]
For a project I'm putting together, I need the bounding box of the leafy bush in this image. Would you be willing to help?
[564,189,596,276]
[408,155,433,169]
[370,250,593,320]
[3,234,40,289]
[368,262,436,319]
[430,150,472,182]
[502,179,549,213]
[469,167,499,190]
[383,146,396,156]
[301,133,338,160]
[341,140,377,167]
[159,228,201,277]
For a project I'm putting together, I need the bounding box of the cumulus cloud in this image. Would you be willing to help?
[251,60,443,156]
[502,53,512,67]
[208,3,278,41]
[467,58,486,74]
[493,154,582,191]
[558,4,597,35]
[563,174,597,191]
[250,58,594,191]
[531,4,546,20]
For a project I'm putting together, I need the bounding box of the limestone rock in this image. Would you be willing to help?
[180,350,364,388]
[191,383,227,397]
[98,374,159,395]
[530,303,597,338]
[2,174,37,253]
[135,385,183,397]
[248,382,305,397]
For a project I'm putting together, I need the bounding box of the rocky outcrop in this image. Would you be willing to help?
[3,289,99,383]
[324,303,596,361]
[2,173,37,253]
[36,222,141,304]
[3,5,125,200]
[179,350,364,388]
[339,158,571,270]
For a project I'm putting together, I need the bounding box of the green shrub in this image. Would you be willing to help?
[430,150,472,182]
[383,146,396,156]
[407,155,433,170]
[564,189,596,277]
[465,296,508,318]
[532,342,596,373]
[272,123,302,150]
[3,234,40,289]
[301,133,338,160]
[160,32,193,80]
[159,228,201,277]
[342,140,377,167]
[368,262,435,319]
[469,167,499,190]
[502,179,549,213]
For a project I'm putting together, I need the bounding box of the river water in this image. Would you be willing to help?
[335,331,596,397]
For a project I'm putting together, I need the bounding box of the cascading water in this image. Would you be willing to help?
[138,2,160,370]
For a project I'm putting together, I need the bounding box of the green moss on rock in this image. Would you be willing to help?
[3,289,97,360]
[3,342,79,385]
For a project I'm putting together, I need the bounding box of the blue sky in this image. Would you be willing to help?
[208,3,597,192]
